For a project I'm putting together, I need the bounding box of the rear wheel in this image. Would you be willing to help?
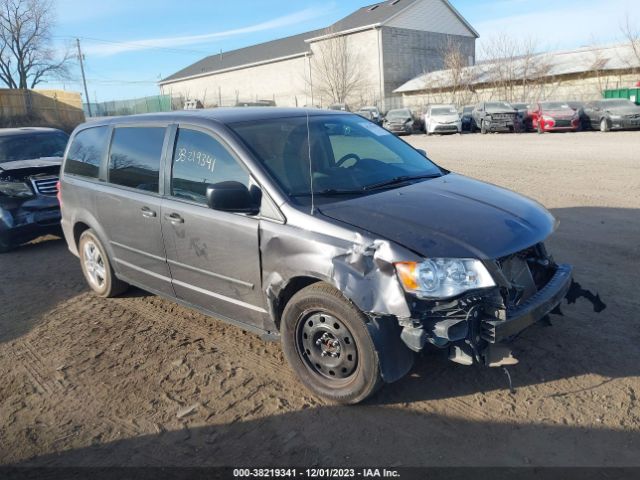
[78,230,128,297]
[600,118,610,132]
[280,283,382,404]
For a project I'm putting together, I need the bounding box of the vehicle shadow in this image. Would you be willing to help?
[11,405,640,467]
[0,236,86,344]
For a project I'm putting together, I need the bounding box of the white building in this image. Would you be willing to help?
[394,43,640,108]
[159,0,478,110]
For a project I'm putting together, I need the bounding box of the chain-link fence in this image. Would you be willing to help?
[84,94,172,117]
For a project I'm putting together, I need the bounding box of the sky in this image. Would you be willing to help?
[42,0,640,102]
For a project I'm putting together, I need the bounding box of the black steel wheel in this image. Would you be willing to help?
[281,282,382,404]
[297,311,358,381]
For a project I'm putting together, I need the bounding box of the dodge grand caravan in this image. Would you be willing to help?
[59,109,573,404]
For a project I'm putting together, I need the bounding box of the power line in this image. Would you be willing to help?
[54,35,210,55]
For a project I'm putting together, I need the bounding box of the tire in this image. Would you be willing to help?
[600,118,610,133]
[537,122,544,134]
[481,120,488,134]
[78,229,128,297]
[280,282,383,404]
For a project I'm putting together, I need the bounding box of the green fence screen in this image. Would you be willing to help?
[84,94,172,117]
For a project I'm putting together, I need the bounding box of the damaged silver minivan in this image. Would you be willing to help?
[59,108,573,404]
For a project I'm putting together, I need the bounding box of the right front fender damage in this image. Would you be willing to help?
[260,221,419,383]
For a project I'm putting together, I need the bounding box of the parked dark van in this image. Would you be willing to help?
[59,109,573,404]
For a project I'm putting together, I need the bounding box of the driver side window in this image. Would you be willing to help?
[171,128,249,204]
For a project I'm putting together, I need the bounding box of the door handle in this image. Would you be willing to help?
[141,207,156,218]
[164,213,184,224]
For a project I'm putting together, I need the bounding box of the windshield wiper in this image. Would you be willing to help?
[291,188,365,197]
[363,174,441,191]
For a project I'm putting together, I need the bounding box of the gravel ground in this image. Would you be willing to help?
[0,130,639,467]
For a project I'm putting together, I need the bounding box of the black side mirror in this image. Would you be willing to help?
[206,181,260,214]
[416,148,427,157]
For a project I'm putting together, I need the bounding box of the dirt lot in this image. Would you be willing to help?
[1,131,639,467]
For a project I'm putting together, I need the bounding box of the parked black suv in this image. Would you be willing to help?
[59,109,573,404]
[472,101,518,133]
[0,127,69,252]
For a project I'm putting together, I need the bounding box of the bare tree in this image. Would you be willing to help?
[309,29,368,105]
[479,34,549,102]
[438,36,475,105]
[0,0,71,89]
[621,12,640,73]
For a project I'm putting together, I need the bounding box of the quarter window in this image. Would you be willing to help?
[108,127,165,193]
[171,128,249,204]
[64,126,110,178]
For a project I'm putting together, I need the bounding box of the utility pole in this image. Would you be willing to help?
[76,38,92,117]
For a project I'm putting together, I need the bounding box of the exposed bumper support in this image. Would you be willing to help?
[482,264,573,343]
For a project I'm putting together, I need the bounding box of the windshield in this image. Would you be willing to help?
[431,107,457,115]
[541,102,571,110]
[0,131,69,163]
[229,114,442,198]
[386,109,411,120]
[486,102,513,110]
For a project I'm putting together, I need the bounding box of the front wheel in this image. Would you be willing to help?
[280,283,382,404]
[481,120,489,134]
[78,229,128,297]
[600,118,610,132]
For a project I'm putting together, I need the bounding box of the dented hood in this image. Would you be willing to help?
[318,173,556,260]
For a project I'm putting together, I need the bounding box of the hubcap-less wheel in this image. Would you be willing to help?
[297,311,358,380]
[82,240,106,289]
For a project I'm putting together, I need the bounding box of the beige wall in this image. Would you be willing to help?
[0,89,85,131]
[159,56,311,108]
[160,28,385,109]
[308,28,383,108]
[400,71,640,110]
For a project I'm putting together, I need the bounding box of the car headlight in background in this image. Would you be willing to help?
[0,180,34,198]
[395,258,496,299]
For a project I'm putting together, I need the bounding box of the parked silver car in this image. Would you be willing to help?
[424,104,461,135]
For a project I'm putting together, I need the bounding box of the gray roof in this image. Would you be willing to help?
[324,0,420,35]
[161,29,323,84]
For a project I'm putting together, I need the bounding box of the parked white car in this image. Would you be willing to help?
[424,104,461,135]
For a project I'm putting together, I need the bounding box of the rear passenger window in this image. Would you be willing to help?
[108,127,165,193]
[171,128,249,204]
[64,126,110,178]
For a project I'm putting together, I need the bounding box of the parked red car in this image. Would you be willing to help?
[531,102,580,133]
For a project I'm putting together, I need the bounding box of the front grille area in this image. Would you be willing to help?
[554,119,572,127]
[31,175,59,196]
[491,113,515,121]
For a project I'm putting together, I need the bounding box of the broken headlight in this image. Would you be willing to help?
[0,180,33,198]
[395,259,496,299]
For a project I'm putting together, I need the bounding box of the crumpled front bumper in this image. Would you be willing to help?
[399,263,573,362]
[482,263,573,343]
